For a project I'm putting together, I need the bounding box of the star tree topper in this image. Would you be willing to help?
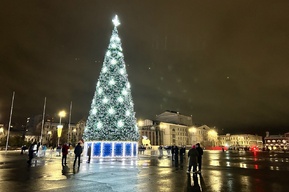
[112,15,120,27]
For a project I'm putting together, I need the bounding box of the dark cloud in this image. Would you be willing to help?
[1,0,289,135]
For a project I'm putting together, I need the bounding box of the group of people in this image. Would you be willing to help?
[187,143,203,174]
[60,142,84,168]
[26,141,84,168]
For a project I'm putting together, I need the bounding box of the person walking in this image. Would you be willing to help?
[87,145,91,163]
[196,143,204,173]
[158,145,163,157]
[27,142,37,165]
[174,145,179,165]
[187,145,199,174]
[171,145,176,161]
[73,143,83,168]
[62,143,69,166]
[180,145,186,163]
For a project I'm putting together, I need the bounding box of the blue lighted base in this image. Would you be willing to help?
[84,141,138,158]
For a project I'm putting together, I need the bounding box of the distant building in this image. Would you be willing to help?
[264,131,289,151]
[138,119,160,146]
[218,133,263,149]
[159,122,188,146]
[188,125,218,147]
[138,111,220,147]
[155,110,193,126]
[25,119,85,147]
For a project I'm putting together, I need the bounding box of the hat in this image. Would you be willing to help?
[192,145,196,148]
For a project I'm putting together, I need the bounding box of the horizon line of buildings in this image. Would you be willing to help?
[1,110,288,151]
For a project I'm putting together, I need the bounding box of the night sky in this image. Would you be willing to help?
[1,1,289,136]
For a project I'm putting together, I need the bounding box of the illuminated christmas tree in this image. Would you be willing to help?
[84,15,139,142]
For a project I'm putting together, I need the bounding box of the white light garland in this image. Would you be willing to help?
[111,59,117,65]
[92,108,97,114]
[125,110,130,116]
[109,79,115,85]
[117,96,124,103]
[127,82,131,88]
[102,66,107,73]
[108,107,115,114]
[97,121,103,129]
[117,120,124,128]
[103,97,109,103]
[119,68,125,74]
[98,88,103,94]
[122,89,128,95]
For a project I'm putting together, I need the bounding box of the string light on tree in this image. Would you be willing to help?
[84,15,139,142]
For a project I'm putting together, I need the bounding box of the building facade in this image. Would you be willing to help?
[218,134,263,149]
[264,132,289,151]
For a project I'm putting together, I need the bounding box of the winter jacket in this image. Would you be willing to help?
[188,148,199,165]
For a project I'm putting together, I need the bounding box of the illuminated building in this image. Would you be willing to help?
[218,133,263,149]
[264,131,289,151]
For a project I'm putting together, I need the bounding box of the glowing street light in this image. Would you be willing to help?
[138,120,144,127]
[57,110,66,146]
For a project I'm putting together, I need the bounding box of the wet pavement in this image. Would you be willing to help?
[0,150,289,192]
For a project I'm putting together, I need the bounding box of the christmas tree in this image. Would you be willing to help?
[84,15,139,142]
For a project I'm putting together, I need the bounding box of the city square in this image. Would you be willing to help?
[1,1,289,192]
[1,150,289,192]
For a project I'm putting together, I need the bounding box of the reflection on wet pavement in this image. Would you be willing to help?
[1,150,289,191]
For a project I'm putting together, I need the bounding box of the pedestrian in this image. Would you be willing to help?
[56,145,61,156]
[73,143,83,168]
[21,145,27,154]
[174,145,179,165]
[158,145,163,157]
[187,145,199,174]
[180,145,186,163]
[171,145,175,161]
[27,141,37,165]
[87,145,91,163]
[42,144,47,157]
[62,143,69,166]
[196,143,204,173]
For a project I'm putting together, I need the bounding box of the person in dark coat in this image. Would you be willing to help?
[62,143,69,166]
[87,145,91,163]
[174,145,179,165]
[180,145,186,163]
[27,142,37,165]
[73,143,83,168]
[171,145,175,161]
[187,145,199,173]
[196,143,204,173]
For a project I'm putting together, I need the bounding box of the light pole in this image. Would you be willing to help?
[57,110,66,146]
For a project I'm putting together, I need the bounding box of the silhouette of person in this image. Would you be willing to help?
[87,145,91,163]
[73,143,83,168]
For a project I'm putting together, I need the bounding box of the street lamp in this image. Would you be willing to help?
[57,110,66,146]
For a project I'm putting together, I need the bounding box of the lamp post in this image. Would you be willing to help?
[57,110,66,146]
